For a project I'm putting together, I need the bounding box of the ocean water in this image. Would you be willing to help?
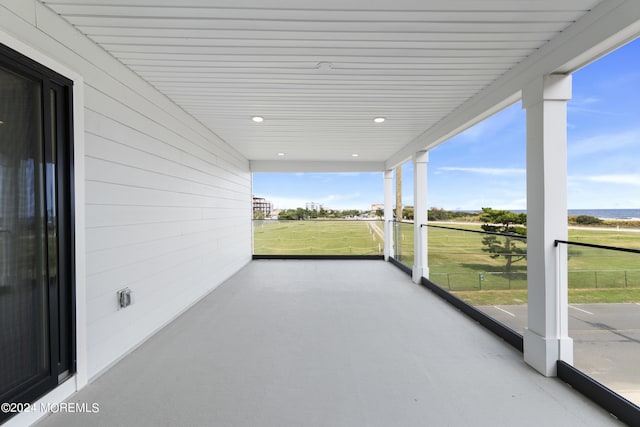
[567,209,640,220]
[513,209,640,220]
[508,209,640,220]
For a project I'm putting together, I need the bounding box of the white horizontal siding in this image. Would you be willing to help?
[0,0,252,382]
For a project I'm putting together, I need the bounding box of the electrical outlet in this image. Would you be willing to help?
[117,287,132,309]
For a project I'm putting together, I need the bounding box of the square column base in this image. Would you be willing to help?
[412,266,428,284]
[384,248,394,262]
[524,328,573,376]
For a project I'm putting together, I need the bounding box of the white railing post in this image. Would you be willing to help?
[556,241,572,365]
[413,151,429,283]
[384,170,394,260]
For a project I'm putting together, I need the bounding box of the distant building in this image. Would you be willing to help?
[269,209,282,219]
[253,196,273,216]
[371,203,384,212]
[306,202,324,212]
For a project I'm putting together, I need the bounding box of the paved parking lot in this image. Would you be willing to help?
[480,303,640,405]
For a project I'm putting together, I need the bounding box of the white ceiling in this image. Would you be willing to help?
[43,0,605,166]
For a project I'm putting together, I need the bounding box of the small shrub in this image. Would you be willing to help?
[572,215,603,225]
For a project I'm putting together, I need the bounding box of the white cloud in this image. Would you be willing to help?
[323,192,362,203]
[567,106,620,116]
[458,120,490,141]
[264,196,308,210]
[436,197,525,211]
[455,103,523,141]
[581,97,599,105]
[597,71,640,90]
[263,192,368,210]
[586,174,640,186]
[568,96,599,107]
[569,130,640,157]
[566,173,640,208]
[438,166,525,176]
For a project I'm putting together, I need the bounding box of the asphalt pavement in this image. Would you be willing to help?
[479,303,640,405]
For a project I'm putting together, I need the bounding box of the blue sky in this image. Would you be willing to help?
[254,38,640,211]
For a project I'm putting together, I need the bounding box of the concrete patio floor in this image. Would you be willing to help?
[37,260,622,426]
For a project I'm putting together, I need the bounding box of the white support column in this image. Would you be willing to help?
[412,151,429,283]
[522,74,573,376]
[383,170,394,261]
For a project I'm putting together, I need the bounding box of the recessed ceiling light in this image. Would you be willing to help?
[352,154,359,157]
[316,61,333,72]
[252,116,264,122]
[0,120,4,125]
[277,152,285,156]
[373,117,385,123]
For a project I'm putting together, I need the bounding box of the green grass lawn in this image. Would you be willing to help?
[253,220,384,255]
[425,225,640,287]
[425,224,640,305]
[428,226,528,291]
[394,222,415,267]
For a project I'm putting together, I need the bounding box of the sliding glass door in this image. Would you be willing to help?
[0,44,74,421]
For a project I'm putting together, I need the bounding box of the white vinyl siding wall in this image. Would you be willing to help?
[0,0,252,379]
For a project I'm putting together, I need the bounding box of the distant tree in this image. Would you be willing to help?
[253,210,265,220]
[341,209,360,217]
[402,206,414,220]
[480,207,527,273]
[325,209,338,218]
[375,209,384,219]
[295,208,307,220]
[318,207,328,218]
[278,209,298,220]
[428,207,448,221]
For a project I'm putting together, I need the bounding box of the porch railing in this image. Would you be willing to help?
[554,239,640,415]
[391,220,414,269]
[252,219,384,257]
[390,222,639,420]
